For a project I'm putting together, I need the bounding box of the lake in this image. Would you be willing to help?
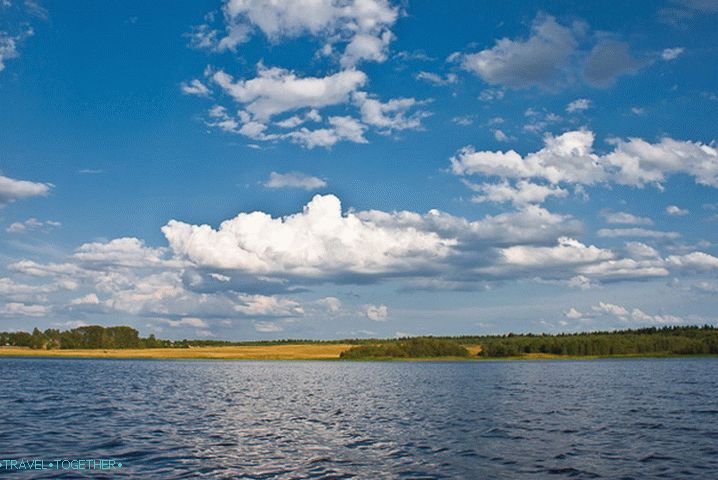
[0,357,716,479]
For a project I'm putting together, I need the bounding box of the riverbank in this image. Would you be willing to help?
[0,344,483,360]
[1,345,713,361]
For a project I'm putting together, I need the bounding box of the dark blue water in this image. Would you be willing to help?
[0,358,717,479]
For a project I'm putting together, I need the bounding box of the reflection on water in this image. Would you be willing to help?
[1,357,717,479]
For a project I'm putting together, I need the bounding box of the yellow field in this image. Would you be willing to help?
[0,343,484,361]
[0,344,355,360]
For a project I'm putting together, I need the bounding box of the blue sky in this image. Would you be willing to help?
[0,0,717,340]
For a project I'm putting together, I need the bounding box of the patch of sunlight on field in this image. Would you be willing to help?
[465,345,482,356]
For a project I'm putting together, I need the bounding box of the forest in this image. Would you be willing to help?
[340,337,470,359]
[0,326,170,350]
[475,326,718,357]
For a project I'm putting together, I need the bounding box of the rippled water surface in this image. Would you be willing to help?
[1,357,717,479]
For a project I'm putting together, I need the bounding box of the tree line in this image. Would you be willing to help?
[0,326,172,350]
[477,326,718,357]
[1,324,718,355]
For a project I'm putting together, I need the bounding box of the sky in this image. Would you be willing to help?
[0,0,717,340]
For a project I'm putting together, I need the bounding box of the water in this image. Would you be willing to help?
[0,357,717,479]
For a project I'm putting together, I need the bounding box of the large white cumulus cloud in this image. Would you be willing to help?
[4,195,716,329]
[162,194,457,277]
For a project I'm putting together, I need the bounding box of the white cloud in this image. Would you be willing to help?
[0,278,71,301]
[567,275,595,290]
[100,271,187,316]
[254,321,283,333]
[56,320,90,329]
[326,115,368,143]
[466,179,567,206]
[6,218,61,233]
[353,91,429,132]
[364,304,388,321]
[600,210,653,225]
[629,308,682,325]
[0,191,620,328]
[0,33,20,72]
[451,130,718,189]
[210,273,231,282]
[665,205,689,216]
[451,130,607,184]
[493,129,509,142]
[564,307,584,319]
[73,237,171,268]
[666,252,718,271]
[499,237,613,268]
[205,65,417,147]
[165,317,209,328]
[263,172,327,190]
[162,194,457,278]
[8,260,82,278]
[70,293,100,305]
[592,302,682,325]
[661,47,684,60]
[162,193,593,288]
[275,109,322,128]
[478,88,505,101]
[212,65,367,121]
[284,115,368,148]
[416,71,458,86]
[461,15,578,88]
[0,302,48,317]
[342,30,394,67]
[566,98,591,113]
[592,301,628,316]
[317,296,342,313]
[522,110,563,135]
[605,136,718,187]
[597,228,680,239]
[209,0,399,66]
[234,294,304,317]
[0,174,52,207]
[181,79,211,97]
[624,242,660,258]
[0,28,32,72]
[190,5,430,149]
[452,116,474,126]
[578,258,669,280]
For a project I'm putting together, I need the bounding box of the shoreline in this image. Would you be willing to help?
[0,346,715,362]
